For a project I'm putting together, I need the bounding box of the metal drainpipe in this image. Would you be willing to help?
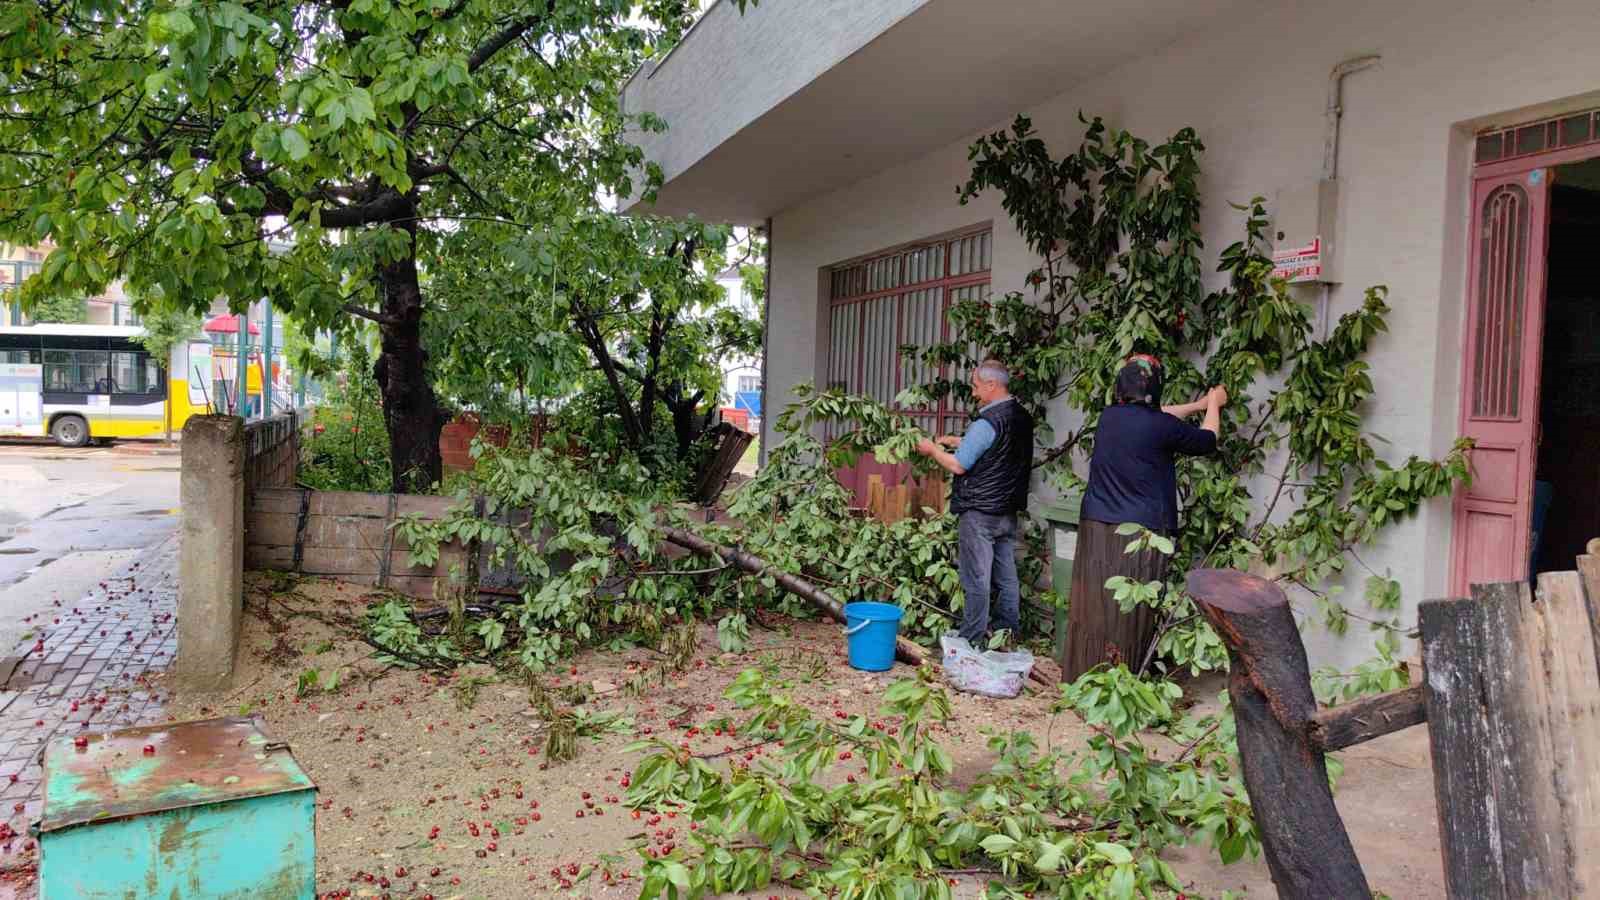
[1319,54,1380,339]
[1323,55,1380,182]
[262,300,274,418]
[758,217,772,468]
[234,310,248,417]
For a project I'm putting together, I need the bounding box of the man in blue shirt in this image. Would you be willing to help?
[916,360,1034,644]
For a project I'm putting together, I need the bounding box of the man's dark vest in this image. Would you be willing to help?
[949,398,1034,516]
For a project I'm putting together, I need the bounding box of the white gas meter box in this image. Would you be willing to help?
[1272,178,1340,284]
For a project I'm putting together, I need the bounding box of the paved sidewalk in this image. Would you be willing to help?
[0,537,177,895]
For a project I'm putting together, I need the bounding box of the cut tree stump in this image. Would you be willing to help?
[1185,568,1372,900]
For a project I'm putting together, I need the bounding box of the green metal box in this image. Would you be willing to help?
[1039,493,1083,661]
[38,716,316,899]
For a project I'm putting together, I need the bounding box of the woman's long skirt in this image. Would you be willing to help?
[1060,518,1170,684]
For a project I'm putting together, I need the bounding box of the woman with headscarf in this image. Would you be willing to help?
[1060,354,1226,682]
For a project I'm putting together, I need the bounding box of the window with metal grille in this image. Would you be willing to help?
[1475,108,1600,165]
[825,228,992,439]
[1470,184,1530,419]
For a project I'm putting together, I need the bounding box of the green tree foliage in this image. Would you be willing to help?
[0,0,698,492]
[131,304,202,363]
[28,294,87,324]
[624,665,1253,898]
[425,211,761,475]
[300,335,393,492]
[895,114,1471,676]
[132,303,202,439]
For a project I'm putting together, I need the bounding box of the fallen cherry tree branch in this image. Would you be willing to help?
[658,526,926,667]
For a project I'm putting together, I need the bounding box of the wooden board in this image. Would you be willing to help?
[249,488,307,514]
[248,488,412,518]
[1420,577,1600,898]
[1531,570,1600,896]
[244,546,464,579]
[1577,538,1600,677]
[245,512,389,551]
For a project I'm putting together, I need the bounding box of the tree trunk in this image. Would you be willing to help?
[1184,568,1372,900]
[575,309,645,450]
[668,385,706,462]
[375,228,444,494]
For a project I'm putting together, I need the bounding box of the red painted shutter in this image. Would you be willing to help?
[1451,166,1552,594]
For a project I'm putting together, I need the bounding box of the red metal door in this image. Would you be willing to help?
[1450,165,1552,595]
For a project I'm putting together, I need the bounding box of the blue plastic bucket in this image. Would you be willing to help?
[842,601,904,672]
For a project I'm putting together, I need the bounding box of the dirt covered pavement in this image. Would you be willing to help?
[159,574,1442,899]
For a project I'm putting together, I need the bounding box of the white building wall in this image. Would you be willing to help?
[621,0,928,190]
[764,0,1600,670]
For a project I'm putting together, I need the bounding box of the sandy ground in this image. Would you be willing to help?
[160,575,1443,899]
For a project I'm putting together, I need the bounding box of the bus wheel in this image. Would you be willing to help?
[49,415,90,448]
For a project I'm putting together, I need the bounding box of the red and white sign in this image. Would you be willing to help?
[1271,236,1323,283]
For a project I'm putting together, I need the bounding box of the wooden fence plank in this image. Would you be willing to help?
[309,491,392,517]
[246,544,466,578]
[1532,570,1600,896]
[396,495,461,518]
[249,488,306,514]
[246,513,391,552]
[1421,593,1516,899]
[1577,539,1600,678]
[1421,578,1600,898]
[246,511,299,547]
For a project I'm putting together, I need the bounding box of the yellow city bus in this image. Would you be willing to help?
[0,324,250,446]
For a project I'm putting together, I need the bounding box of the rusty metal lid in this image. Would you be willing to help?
[39,716,315,833]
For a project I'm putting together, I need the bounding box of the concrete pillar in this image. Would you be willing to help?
[176,414,245,690]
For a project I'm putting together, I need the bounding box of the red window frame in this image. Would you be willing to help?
[824,226,992,439]
[1474,107,1600,167]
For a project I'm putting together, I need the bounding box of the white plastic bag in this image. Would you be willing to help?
[939,634,1035,698]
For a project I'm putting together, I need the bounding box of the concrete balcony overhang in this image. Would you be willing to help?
[621,0,1255,223]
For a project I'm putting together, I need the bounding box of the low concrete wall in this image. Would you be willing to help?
[176,415,245,690]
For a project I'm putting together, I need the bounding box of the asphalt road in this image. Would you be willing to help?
[0,441,180,657]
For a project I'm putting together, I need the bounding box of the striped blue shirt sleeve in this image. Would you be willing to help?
[953,419,996,471]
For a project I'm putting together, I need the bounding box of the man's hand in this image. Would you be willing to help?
[1208,385,1229,408]
[936,434,961,449]
[917,436,967,475]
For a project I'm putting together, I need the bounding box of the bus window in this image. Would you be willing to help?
[0,349,38,365]
[43,349,109,393]
[111,351,161,394]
